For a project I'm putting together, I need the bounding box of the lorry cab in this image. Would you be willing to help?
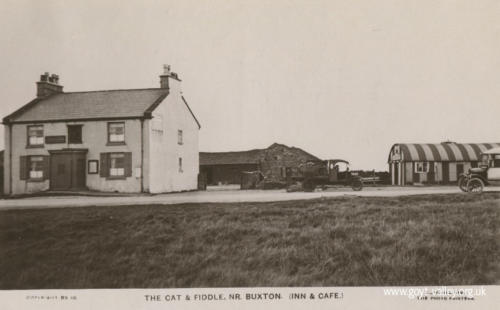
[326,159,350,183]
[486,153,500,181]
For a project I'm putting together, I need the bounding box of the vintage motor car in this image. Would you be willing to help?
[458,147,500,193]
[287,159,363,192]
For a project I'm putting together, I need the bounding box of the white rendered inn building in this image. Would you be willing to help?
[3,67,200,195]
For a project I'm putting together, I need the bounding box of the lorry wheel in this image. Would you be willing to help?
[457,175,468,192]
[352,178,363,191]
[467,178,484,194]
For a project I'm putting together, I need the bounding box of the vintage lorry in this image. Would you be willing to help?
[287,159,363,192]
[458,147,500,193]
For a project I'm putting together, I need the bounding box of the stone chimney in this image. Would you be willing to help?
[159,64,180,89]
[37,72,63,98]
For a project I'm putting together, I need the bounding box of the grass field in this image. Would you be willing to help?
[0,193,499,288]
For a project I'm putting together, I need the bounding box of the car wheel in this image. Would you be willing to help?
[458,175,468,192]
[467,178,484,194]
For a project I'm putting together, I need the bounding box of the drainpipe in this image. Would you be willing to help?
[8,123,12,195]
[140,119,144,193]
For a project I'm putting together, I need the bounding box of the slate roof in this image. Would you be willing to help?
[389,143,500,162]
[3,88,169,123]
[200,143,321,166]
[200,149,263,165]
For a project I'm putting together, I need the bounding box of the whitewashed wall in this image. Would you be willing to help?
[4,119,143,195]
[147,79,199,193]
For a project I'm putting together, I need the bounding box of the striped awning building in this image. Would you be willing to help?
[389,143,500,163]
[388,142,500,186]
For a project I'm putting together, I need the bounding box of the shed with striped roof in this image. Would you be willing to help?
[388,142,500,185]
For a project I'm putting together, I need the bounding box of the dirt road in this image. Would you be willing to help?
[2,186,497,211]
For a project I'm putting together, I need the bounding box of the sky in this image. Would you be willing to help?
[0,0,499,170]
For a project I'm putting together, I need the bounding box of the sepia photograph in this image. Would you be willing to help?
[0,0,499,309]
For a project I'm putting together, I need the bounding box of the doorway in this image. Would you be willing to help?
[394,163,399,185]
[442,162,449,184]
[49,150,87,191]
[456,163,464,181]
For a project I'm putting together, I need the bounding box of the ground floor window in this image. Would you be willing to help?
[20,155,48,181]
[179,157,183,173]
[29,156,44,179]
[415,162,429,173]
[110,153,125,177]
[100,152,132,178]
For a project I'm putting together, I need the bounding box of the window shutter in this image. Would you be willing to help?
[20,156,28,180]
[42,156,50,180]
[100,153,109,177]
[124,152,132,177]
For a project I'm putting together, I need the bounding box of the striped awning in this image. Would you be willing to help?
[483,147,500,155]
[390,143,500,162]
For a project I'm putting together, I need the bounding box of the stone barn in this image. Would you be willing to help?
[200,143,320,185]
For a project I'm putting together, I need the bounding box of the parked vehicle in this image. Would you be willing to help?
[287,159,363,192]
[458,147,500,193]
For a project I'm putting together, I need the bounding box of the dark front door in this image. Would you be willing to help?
[442,162,449,184]
[456,164,464,181]
[73,156,86,189]
[428,162,435,183]
[394,163,399,185]
[50,152,87,190]
[50,153,72,190]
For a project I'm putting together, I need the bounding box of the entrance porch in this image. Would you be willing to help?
[49,149,88,191]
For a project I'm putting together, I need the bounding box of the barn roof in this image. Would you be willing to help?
[200,149,263,165]
[200,143,321,166]
[3,88,169,123]
[389,142,500,162]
